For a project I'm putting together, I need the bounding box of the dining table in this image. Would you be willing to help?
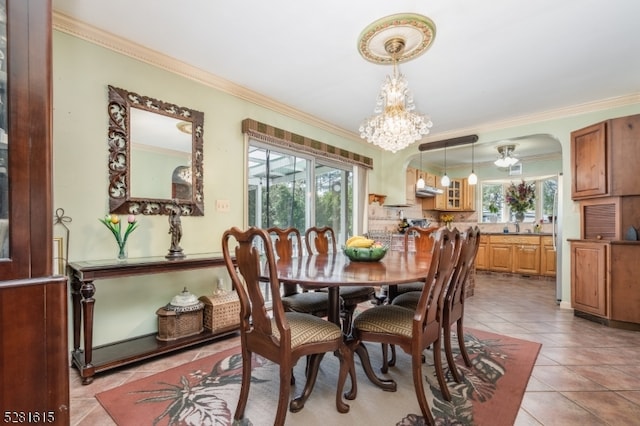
[270,250,433,395]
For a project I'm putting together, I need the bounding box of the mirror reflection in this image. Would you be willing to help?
[129,108,192,200]
[107,85,204,216]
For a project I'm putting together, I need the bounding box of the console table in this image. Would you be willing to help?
[68,253,238,384]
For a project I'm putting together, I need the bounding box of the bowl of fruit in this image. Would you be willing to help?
[343,236,388,262]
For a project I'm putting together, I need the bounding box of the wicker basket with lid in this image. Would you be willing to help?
[156,287,204,341]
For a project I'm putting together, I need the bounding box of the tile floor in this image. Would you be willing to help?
[70,273,640,425]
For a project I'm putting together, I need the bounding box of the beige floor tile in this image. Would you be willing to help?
[561,391,640,425]
[520,392,605,425]
[69,272,640,425]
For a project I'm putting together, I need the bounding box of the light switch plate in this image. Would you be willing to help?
[216,199,230,212]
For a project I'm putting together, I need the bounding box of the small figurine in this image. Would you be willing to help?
[166,200,186,259]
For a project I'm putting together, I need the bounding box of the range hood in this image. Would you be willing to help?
[415,185,444,198]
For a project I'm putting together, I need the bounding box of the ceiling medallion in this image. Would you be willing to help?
[358,13,436,65]
[357,13,436,153]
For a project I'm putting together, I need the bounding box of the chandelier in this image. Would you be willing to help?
[357,14,436,153]
[494,144,519,168]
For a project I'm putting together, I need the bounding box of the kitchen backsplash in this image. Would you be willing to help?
[367,201,554,235]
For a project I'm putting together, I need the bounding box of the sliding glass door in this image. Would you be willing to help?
[313,162,352,247]
[248,142,353,247]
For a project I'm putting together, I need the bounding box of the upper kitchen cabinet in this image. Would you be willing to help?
[571,114,640,200]
[424,177,475,212]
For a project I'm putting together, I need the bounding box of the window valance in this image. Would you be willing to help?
[241,119,373,170]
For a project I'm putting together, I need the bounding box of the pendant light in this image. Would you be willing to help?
[468,140,478,185]
[416,150,425,189]
[441,142,450,187]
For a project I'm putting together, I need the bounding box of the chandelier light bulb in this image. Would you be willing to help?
[359,67,432,153]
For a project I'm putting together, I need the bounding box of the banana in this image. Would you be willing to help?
[347,236,374,248]
[346,235,365,246]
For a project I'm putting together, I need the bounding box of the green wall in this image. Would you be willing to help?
[54,29,640,345]
[53,30,381,345]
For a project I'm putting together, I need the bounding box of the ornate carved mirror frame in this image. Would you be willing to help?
[107,85,204,216]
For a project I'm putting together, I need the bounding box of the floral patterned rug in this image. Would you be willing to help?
[96,328,540,425]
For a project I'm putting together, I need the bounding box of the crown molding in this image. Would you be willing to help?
[421,93,640,144]
[52,12,361,143]
[53,12,640,152]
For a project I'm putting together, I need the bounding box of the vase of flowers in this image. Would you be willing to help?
[505,180,535,222]
[99,214,139,260]
[440,213,454,229]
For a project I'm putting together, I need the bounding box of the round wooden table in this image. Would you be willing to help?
[274,251,431,322]
[271,251,433,393]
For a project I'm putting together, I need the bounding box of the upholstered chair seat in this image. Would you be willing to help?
[272,312,343,347]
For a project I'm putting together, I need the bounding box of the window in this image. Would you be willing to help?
[480,176,558,223]
[248,142,354,246]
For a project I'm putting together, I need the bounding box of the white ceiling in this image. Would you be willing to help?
[52,0,640,168]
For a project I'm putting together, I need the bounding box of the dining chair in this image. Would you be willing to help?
[381,225,439,372]
[305,226,375,336]
[222,226,351,425]
[267,227,331,318]
[442,226,481,382]
[389,226,440,299]
[347,227,462,424]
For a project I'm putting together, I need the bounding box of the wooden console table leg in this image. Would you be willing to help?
[79,280,96,384]
[69,276,82,353]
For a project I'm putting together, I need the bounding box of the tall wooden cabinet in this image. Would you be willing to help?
[571,114,640,200]
[0,1,69,423]
[570,114,640,329]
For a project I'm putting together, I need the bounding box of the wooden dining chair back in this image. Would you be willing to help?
[390,225,440,298]
[348,227,462,425]
[304,226,336,254]
[267,227,330,318]
[305,226,375,336]
[381,225,440,371]
[442,226,481,382]
[405,225,439,253]
[222,226,351,425]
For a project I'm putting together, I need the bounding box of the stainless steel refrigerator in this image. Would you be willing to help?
[553,173,563,302]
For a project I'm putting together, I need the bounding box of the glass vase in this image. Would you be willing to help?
[117,244,127,260]
[514,211,525,223]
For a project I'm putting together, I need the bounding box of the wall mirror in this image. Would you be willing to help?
[107,85,204,216]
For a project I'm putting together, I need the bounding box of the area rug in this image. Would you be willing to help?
[96,328,540,426]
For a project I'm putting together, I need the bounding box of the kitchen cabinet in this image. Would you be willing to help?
[446,179,463,210]
[426,177,475,212]
[475,235,489,270]
[487,237,513,273]
[540,236,557,276]
[0,1,70,422]
[579,196,640,240]
[570,241,607,317]
[570,240,640,328]
[463,180,477,211]
[513,239,541,275]
[482,234,549,276]
[570,114,640,329]
[571,114,640,200]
